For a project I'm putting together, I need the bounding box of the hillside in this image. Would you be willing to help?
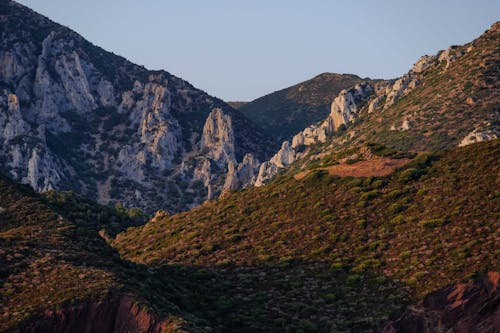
[114,140,500,332]
[0,172,213,332]
[0,0,277,214]
[239,73,367,141]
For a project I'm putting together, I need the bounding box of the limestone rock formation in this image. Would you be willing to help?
[438,45,466,69]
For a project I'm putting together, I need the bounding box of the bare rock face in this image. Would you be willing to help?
[380,272,500,333]
[0,1,275,213]
[329,82,374,131]
[438,45,466,69]
[222,153,259,191]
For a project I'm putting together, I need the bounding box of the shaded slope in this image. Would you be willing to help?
[239,73,366,141]
[114,140,499,331]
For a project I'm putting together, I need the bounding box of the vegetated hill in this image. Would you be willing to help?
[0,173,212,332]
[114,140,500,332]
[0,0,277,214]
[239,73,367,141]
[243,22,499,188]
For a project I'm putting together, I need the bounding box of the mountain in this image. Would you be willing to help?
[114,139,500,332]
[0,0,277,214]
[239,22,499,188]
[239,73,368,141]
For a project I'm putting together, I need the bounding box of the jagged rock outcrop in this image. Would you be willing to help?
[438,45,466,69]
[0,1,276,213]
[237,28,490,188]
[200,108,236,166]
[380,272,500,333]
[458,128,498,147]
[222,153,260,191]
[329,82,374,131]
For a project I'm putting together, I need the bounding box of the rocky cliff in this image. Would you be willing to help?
[0,0,276,213]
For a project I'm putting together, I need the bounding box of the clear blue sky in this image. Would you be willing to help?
[17,0,500,101]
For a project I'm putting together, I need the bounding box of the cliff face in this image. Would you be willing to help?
[0,0,276,213]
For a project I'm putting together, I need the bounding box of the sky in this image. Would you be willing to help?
[16,0,500,101]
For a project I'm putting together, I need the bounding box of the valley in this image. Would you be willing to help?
[0,1,499,332]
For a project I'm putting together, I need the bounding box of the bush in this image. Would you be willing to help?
[398,168,424,183]
[357,219,368,228]
[419,218,447,229]
[361,190,379,201]
[390,215,405,225]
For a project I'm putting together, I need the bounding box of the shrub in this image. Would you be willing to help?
[361,190,379,201]
[398,168,424,183]
[400,250,411,259]
[385,190,404,200]
[387,203,406,215]
[390,215,405,225]
[357,219,368,228]
[419,218,447,229]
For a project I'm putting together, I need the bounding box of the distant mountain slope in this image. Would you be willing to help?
[0,0,277,213]
[239,73,367,141]
[114,140,500,332]
[0,174,209,332]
